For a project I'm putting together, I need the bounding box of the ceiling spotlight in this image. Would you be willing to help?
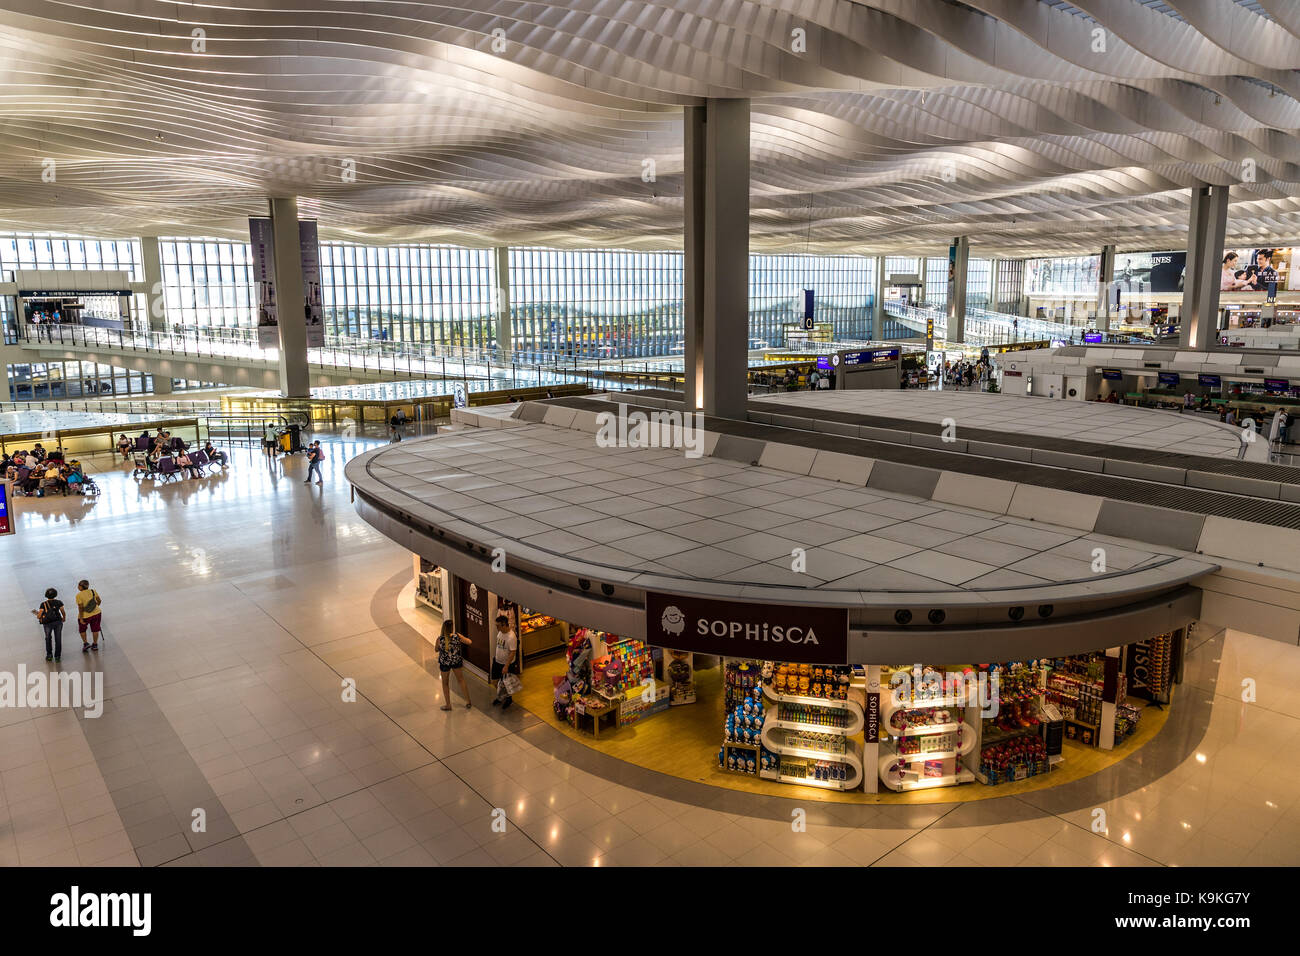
[894,609,912,625]
[578,578,590,591]
[155,132,165,141]
[1037,604,1055,618]
[927,609,946,625]
[600,583,614,597]
[1008,606,1025,621]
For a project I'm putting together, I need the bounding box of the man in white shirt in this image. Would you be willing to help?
[491,612,519,710]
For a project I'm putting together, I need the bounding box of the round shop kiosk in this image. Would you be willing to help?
[352,471,1203,804]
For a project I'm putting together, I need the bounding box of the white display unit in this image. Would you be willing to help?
[878,676,976,792]
[760,684,865,791]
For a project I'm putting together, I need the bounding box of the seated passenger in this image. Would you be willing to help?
[117,434,132,459]
[202,441,227,467]
[66,466,83,494]
[176,450,199,479]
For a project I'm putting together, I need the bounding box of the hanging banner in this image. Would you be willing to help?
[802,289,815,330]
[298,220,325,348]
[249,217,279,348]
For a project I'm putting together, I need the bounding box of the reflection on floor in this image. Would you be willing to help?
[0,427,1295,866]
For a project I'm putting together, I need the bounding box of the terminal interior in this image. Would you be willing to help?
[0,0,1299,869]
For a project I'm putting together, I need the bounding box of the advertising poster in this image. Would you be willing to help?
[0,481,13,535]
[456,577,491,672]
[1221,247,1292,296]
[298,220,325,348]
[248,217,279,348]
[1115,251,1186,295]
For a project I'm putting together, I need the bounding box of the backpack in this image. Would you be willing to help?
[82,591,99,614]
[37,601,55,624]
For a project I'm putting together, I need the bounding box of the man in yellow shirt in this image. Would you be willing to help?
[75,579,104,651]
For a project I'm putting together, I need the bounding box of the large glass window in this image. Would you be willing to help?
[0,232,143,282]
[159,238,254,328]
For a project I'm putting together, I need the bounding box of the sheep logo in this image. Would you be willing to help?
[661,605,686,637]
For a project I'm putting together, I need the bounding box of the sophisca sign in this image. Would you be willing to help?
[644,592,847,664]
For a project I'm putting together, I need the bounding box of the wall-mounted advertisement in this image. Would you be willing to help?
[1115,252,1186,295]
[1220,248,1294,297]
[248,217,279,348]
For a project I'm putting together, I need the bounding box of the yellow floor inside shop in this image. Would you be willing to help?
[514,655,1172,805]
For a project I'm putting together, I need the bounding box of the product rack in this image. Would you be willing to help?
[760,683,864,791]
[878,669,976,792]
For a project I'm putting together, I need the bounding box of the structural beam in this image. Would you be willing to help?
[270,197,310,398]
[493,246,512,360]
[1179,184,1229,350]
[1098,244,1116,332]
[947,236,969,343]
[684,98,750,419]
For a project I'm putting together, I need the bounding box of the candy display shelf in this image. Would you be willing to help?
[760,687,865,792]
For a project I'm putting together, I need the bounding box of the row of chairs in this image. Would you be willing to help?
[132,449,224,482]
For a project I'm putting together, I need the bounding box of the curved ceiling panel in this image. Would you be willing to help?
[0,0,1295,255]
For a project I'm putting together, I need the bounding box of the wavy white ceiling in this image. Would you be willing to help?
[0,0,1296,256]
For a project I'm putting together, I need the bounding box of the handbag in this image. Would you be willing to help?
[499,672,523,696]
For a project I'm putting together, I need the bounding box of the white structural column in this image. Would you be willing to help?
[1098,244,1116,331]
[270,197,310,398]
[1179,184,1229,350]
[493,246,512,360]
[947,236,969,343]
[138,235,172,393]
[684,99,750,419]
[872,255,885,339]
[140,236,167,334]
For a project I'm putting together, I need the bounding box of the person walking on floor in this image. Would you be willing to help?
[263,423,278,459]
[305,441,324,485]
[436,620,473,711]
[32,588,66,663]
[490,612,519,710]
[75,579,103,652]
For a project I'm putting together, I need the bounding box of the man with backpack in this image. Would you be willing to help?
[75,579,104,651]
[32,588,66,662]
[305,441,324,485]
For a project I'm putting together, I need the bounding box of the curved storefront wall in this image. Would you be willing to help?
[353,488,1203,665]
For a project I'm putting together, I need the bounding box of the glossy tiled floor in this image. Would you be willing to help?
[0,428,1295,866]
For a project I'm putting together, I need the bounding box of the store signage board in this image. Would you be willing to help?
[864,691,879,743]
[0,481,13,536]
[816,356,832,371]
[644,592,847,665]
[1083,333,1103,343]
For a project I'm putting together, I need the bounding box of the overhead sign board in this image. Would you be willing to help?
[0,481,13,536]
[840,347,900,367]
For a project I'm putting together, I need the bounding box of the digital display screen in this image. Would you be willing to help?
[1265,378,1289,393]
[816,356,831,371]
[1101,369,1124,381]
[1083,333,1103,343]
[1158,372,1180,387]
[1199,374,1221,387]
